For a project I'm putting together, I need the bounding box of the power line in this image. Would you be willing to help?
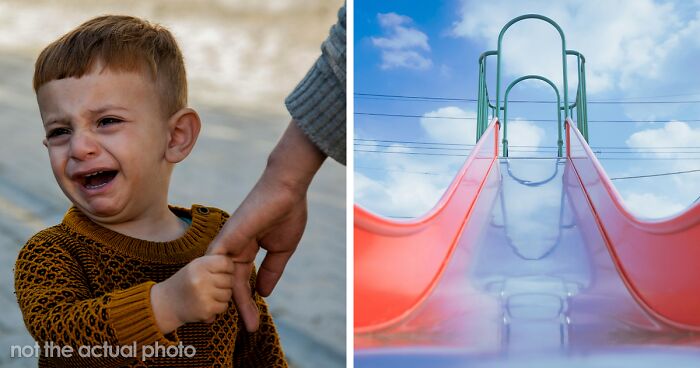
[355,149,469,157]
[594,92,700,101]
[357,112,474,120]
[595,157,700,160]
[609,168,700,181]
[355,166,452,176]
[355,147,561,153]
[355,149,700,160]
[354,111,700,123]
[353,138,700,153]
[355,92,700,104]
[354,143,472,151]
[592,150,700,154]
[593,150,700,154]
[356,93,475,102]
[354,138,474,146]
[354,143,560,152]
[356,164,700,181]
[590,146,700,150]
[353,144,700,154]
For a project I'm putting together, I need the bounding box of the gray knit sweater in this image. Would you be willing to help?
[285,5,346,165]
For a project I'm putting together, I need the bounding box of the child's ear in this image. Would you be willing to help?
[165,107,201,163]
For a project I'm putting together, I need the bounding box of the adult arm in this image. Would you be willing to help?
[207,5,346,332]
[207,121,326,332]
[285,5,346,165]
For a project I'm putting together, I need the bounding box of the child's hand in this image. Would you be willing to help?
[150,255,235,334]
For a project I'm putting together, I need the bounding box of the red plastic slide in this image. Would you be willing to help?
[355,119,700,363]
[354,119,500,332]
[565,119,700,329]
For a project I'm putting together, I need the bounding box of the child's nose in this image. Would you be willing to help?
[69,129,100,160]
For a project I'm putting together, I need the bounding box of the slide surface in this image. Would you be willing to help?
[354,119,700,366]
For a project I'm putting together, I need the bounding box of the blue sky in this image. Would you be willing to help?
[354,0,700,219]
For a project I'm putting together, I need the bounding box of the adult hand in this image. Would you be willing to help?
[207,121,326,332]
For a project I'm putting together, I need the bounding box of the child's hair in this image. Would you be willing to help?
[33,15,187,117]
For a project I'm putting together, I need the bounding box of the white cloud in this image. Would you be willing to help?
[373,16,429,50]
[378,50,432,70]
[626,121,700,151]
[621,192,686,219]
[354,141,462,217]
[418,106,549,149]
[355,106,479,217]
[372,12,432,70]
[619,121,700,218]
[625,121,700,171]
[420,106,477,144]
[419,107,548,154]
[451,0,684,95]
[507,119,545,156]
[356,108,558,218]
[377,12,413,28]
[354,170,450,218]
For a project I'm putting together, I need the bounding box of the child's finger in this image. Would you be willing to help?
[211,288,233,303]
[231,262,260,332]
[204,255,235,275]
[210,273,235,290]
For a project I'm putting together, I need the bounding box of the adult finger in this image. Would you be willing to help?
[207,228,247,256]
[256,250,293,297]
[231,262,260,332]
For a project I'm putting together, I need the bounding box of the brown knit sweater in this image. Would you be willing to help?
[14,205,287,367]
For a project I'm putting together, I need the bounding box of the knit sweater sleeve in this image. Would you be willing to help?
[14,229,176,365]
[285,5,346,165]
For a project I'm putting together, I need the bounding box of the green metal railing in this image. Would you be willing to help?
[476,51,498,142]
[476,14,589,156]
[504,75,563,157]
[567,50,589,141]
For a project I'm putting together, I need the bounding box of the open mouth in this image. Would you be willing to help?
[81,170,118,190]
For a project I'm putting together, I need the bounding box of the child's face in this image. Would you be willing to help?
[36,64,173,224]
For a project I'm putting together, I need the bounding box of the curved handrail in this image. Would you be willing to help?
[355,119,500,332]
[496,14,569,121]
[478,16,588,144]
[503,75,563,157]
[565,118,700,329]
